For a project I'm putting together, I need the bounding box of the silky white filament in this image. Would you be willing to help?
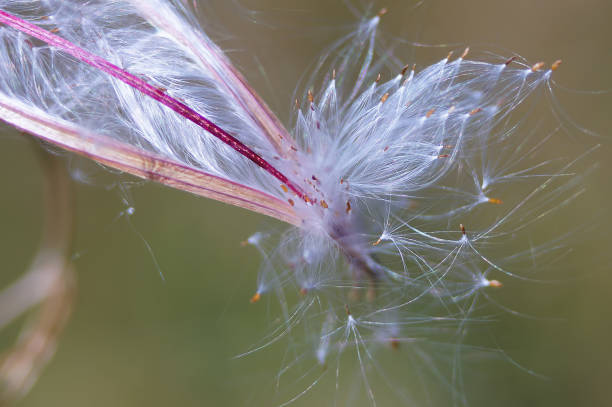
[0,1,597,405]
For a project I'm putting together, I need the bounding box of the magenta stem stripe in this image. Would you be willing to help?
[0,9,306,201]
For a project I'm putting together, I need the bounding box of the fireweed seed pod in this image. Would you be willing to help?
[0,1,608,406]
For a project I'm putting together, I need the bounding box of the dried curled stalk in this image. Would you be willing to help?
[0,144,75,404]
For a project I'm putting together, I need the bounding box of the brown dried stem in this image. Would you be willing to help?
[0,145,75,404]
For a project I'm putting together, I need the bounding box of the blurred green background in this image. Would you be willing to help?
[1,0,611,406]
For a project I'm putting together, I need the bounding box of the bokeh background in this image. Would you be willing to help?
[1,0,611,406]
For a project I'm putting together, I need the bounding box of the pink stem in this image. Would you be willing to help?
[0,9,306,201]
[0,94,300,224]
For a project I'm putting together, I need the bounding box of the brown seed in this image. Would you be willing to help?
[401,64,411,76]
[505,56,518,66]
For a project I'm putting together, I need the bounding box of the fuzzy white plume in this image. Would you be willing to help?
[0,0,292,195]
[0,1,597,405]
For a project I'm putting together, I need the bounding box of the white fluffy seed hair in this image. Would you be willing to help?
[0,0,597,405]
[0,0,289,192]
